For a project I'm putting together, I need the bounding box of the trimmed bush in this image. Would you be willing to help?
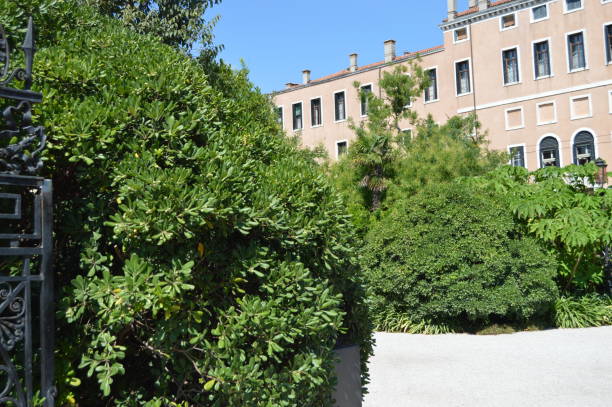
[6,3,373,405]
[363,182,558,329]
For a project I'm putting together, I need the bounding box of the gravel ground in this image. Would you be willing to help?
[363,327,612,407]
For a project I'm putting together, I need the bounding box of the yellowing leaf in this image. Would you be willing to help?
[197,242,205,257]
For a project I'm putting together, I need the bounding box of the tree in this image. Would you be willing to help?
[363,181,558,329]
[348,63,428,211]
[13,2,373,405]
[85,0,223,50]
[471,164,612,293]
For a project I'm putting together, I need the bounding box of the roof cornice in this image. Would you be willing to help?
[439,0,550,31]
[271,46,445,96]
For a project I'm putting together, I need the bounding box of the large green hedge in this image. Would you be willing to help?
[2,3,372,405]
[363,182,558,329]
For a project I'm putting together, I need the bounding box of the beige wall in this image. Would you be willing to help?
[273,0,612,170]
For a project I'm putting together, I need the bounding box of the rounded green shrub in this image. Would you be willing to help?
[6,4,373,405]
[363,181,558,329]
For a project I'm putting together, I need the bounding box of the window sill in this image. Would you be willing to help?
[333,119,347,124]
[505,125,525,131]
[360,114,368,118]
[311,124,323,129]
[568,67,588,74]
[503,81,522,87]
[531,17,549,24]
[292,129,303,132]
[424,99,440,105]
[570,114,592,121]
[563,7,584,15]
[456,91,472,97]
[535,74,554,81]
[537,120,557,126]
[500,26,517,32]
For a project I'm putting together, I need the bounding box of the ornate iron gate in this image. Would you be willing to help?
[0,18,55,406]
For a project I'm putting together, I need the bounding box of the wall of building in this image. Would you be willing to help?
[273,0,611,170]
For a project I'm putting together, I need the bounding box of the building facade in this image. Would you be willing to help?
[272,0,612,170]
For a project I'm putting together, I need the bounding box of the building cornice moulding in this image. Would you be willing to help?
[439,0,551,31]
[271,47,445,96]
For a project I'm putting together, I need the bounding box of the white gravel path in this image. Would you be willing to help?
[363,327,612,407]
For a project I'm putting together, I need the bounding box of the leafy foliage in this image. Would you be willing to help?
[16,4,372,405]
[471,164,612,292]
[374,313,454,335]
[347,63,428,211]
[85,0,223,50]
[554,295,612,328]
[363,182,559,328]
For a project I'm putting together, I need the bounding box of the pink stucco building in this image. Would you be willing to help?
[272,0,612,170]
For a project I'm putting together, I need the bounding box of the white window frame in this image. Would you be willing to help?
[501,45,522,86]
[276,105,284,128]
[604,22,612,65]
[500,12,518,32]
[565,29,589,73]
[537,133,563,168]
[335,139,348,159]
[505,106,525,130]
[333,89,347,123]
[453,26,470,44]
[359,83,373,117]
[609,89,612,114]
[454,57,473,97]
[424,66,439,104]
[536,100,558,126]
[309,96,323,128]
[532,38,554,80]
[291,101,303,131]
[563,0,584,14]
[569,93,593,120]
[508,143,528,168]
[530,3,550,23]
[570,128,599,162]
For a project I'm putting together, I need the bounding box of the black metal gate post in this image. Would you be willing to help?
[0,19,55,406]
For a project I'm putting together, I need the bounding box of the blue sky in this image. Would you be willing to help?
[209,1,471,93]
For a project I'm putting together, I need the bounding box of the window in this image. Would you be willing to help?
[399,129,412,146]
[606,24,612,64]
[539,136,560,167]
[565,0,582,12]
[503,48,520,84]
[532,4,548,22]
[533,40,551,78]
[454,27,468,43]
[573,131,595,165]
[567,32,586,71]
[311,98,322,127]
[334,91,346,122]
[424,69,438,102]
[509,145,525,167]
[501,14,517,30]
[360,84,372,116]
[292,102,302,131]
[455,60,471,95]
[276,106,283,126]
[336,140,348,158]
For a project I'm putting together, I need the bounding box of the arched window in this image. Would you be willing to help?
[539,136,560,167]
[573,131,595,165]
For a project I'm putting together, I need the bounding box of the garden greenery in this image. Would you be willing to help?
[363,182,559,329]
[3,2,373,405]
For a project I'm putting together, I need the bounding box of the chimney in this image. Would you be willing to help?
[384,40,396,63]
[447,0,457,20]
[478,0,488,11]
[469,0,477,7]
[285,82,299,89]
[302,69,311,84]
[349,53,358,72]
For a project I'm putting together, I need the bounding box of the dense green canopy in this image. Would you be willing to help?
[2,2,372,405]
